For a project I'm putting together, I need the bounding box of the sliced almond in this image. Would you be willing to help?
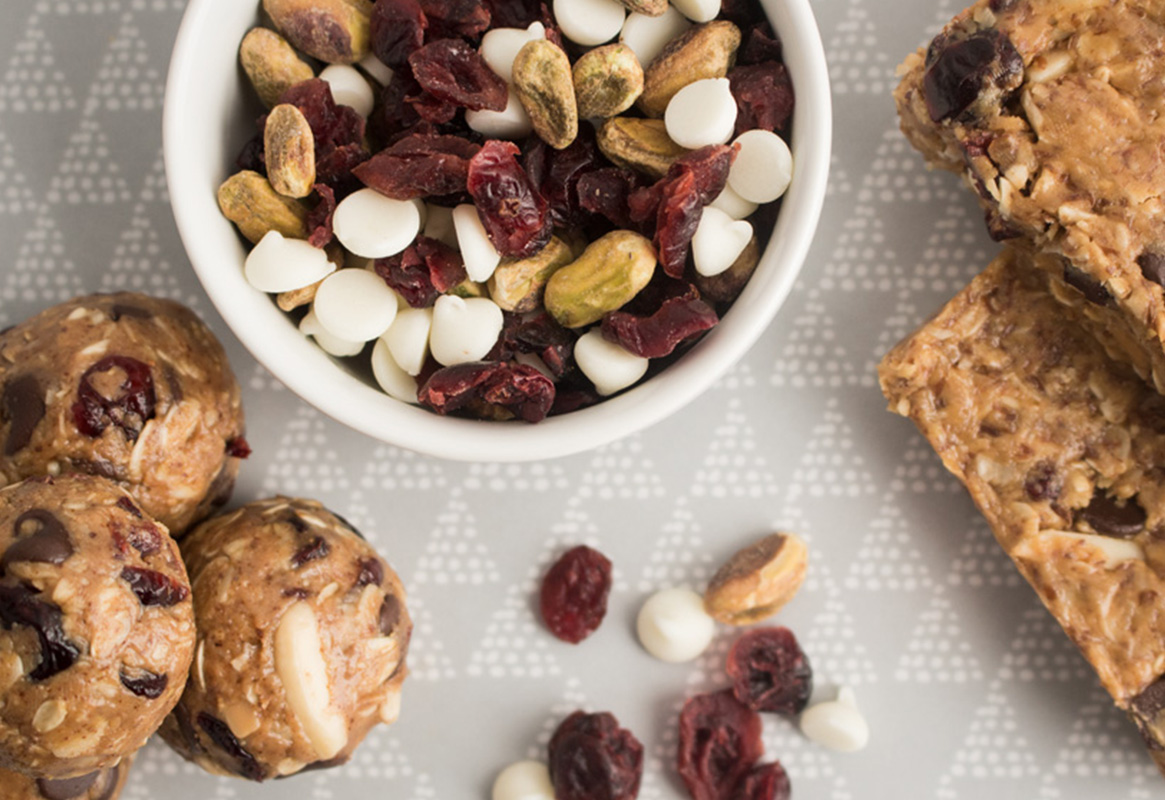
[704,532,808,625]
[274,602,349,759]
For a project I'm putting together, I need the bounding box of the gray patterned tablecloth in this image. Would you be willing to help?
[1,0,1161,798]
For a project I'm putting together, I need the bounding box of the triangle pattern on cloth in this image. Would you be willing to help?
[688,395,778,501]
[0,130,38,215]
[575,434,668,503]
[781,398,880,505]
[896,585,984,683]
[0,14,78,113]
[771,290,870,389]
[998,603,1092,685]
[845,493,935,592]
[946,513,1025,590]
[0,209,86,324]
[45,116,133,205]
[462,459,571,493]
[259,404,353,496]
[395,594,455,682]
[84,10,164,113]
[411,492,500,587]
[824,0,894,96]
[800,558,879,687]
[636,498,715,593]
[100,203,191,302]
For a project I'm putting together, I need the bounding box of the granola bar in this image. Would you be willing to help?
[879,247,1165,766]
[894,0,1165,393]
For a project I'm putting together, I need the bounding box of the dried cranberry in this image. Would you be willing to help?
[548,711,644,800]
[0,581,80,681]
[726,627,813,716]
[371,0,428,69]
[277,79,368,191]
[375,235,468,307]
[355,133,482,199]
[484,0,542,29]
[3,374,46,456]
[4,509,72,567]
[671,145,738,205]
[732,763,791,800]
[306,184,337,248]
[540,545,612,644]
[467,140,553,257]
[655,171,702,278]
[677,690,764,800]
[317,143,371,196]
[421,0,491,39]
[524,127,602,228]
[235,133,266,174]
[226,435,252,459]
[120,566,190,607]
[601,288,718,358]
[491,311,576,378]
[738,22,783,66]
[419,361,555,422]
[112,521,163,558]
[72,355,156,442]
[356,556,385,587]
[119,667,168,699]
[291,536,331,567]
[728,63,794,136]
[922,29,1023,122]
[578,168,647,230]
[410,39,508,111]
[197,712,265,781]
[410,89,461,124]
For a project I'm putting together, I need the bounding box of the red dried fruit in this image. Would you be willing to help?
[409,39,508,112]
[316,143,370,195]
[418,361,555,422]
[728,63,794,136]
[0,580,80,681]
[922,29,1022,123]
[291,536,331,568]
[374,235,468,307]
[484,0,542,29]
[524,128,602,228]
[467,140,553,257]
[278,80,367,183]
[601,288,718,358]
[540,545,612,644]
[355,133,482,200]
[491,311,576,378]
[119,667,169,699]
[235,133,266,174]
[550,383,602,415]
[738,22,783,66]
[732,763,791,800]
[371,0,427,69]
[226,435,253,459]
[112,519,163,558]
[677,690,764,800]
[726,627,813,716]
[120,566,190,607]
[306,183,337,248]
[72,355,157,442]
[549,710,644,800]
[421,0,491,39]
[673,145,738,205]
[578,168,648,230]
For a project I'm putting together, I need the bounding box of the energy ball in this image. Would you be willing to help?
[161,497,411,781]
[0,292,248,535]
[1,756,132,800]
[0,475,194,777]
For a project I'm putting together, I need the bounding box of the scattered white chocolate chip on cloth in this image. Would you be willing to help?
[637,587,716,662]
[574,329,650,396]
[158,497,411,781]
[664,77,738,149]
[492,760,556,800]
[800,686,870,753]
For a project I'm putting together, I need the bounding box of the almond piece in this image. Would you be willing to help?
[274,602,349,760]
[704,532,808,625]
[265,104,317,199]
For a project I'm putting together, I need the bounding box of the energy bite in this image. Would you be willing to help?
[0,475,193,777]
[160,497,410,781]
[1,756,132,800]
[894,0,1165,392]
[0,292,247,535]
[879,248,1165,768]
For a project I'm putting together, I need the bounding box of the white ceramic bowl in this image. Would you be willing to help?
[164,0,831,462]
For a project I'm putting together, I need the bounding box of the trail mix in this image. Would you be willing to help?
[221,0,795,421]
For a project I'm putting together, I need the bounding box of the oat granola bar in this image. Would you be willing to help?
[894,0,1165,393]
[879,247,1165,767]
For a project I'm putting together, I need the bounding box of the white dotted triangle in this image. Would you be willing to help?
[689,395,778,500]
[0,209,86,321]
[800,558,879,687]
[84,10,164,113]
[636,499,715,593]
[0,130,37,214]
[782,398,880,505]
[403,593,457,682]
[0,12,78,113]
[411,492,500,587]
[100,204,192,301]
[260,404,353,495]
[896,585,984,683]
[946,514,1025,590]
[45,116,133,204]
[825,0,893,96]
[575,434,667,502]
[845,494,935,592]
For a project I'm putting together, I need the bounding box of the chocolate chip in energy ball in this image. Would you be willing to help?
[2,373,46,455]
[0,581,80,681]
[922,29,1022,122]
[197,711,265,781]
[4,509,73,567]
[1138,251,1165,288]
[36,772,100,800]
[1131,675,1165,750]
[1076,493,1147,538]
[1062,262,1112,306]
[119,667,169,699]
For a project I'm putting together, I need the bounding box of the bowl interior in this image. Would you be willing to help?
[164,0,831,462]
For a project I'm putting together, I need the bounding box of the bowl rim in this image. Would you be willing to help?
[163,0,831,463]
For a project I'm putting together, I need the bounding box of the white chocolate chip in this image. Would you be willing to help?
[384,306,433,375]
[300,309,365,357]
[709,184,759,220]
[636,587,715,662]
[357,52,395,86]
[664,78,737,149]
[692,206,753,277]
[424,203,460,250]
[574,329,648,396]
[453,204,502,281]
[492,760,555,800]
[620,7,690,67]
[274,602,349,760]
[553,0,626,46]
[319,64,375,118]
[800,686,870,752]
[372,338,420,403]
[244,230,336,293]
[33,700,67,733]
[467,90,535,139]
[430,295,504,366]
[727,129,793,204]
[312,268,399,342]
[333,188,422,259]
[514,351,554,379]
[480,23,546,83]
[671,0,720,22]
